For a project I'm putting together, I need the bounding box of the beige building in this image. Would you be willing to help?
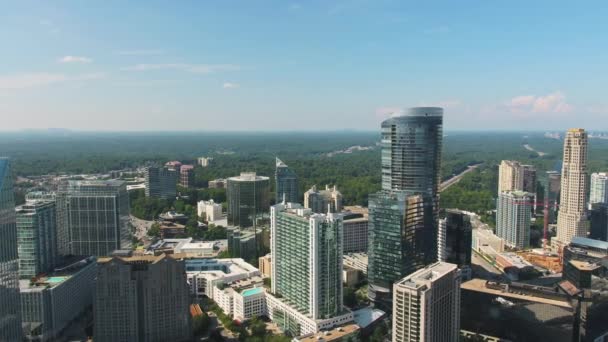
[258,254,271,278]
[303,185,343,213]
[498,160,536,194]
[392,262,461,342]
[556,128,589,246]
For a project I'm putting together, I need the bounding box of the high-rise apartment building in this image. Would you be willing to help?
[0,158,23,341]
[227,172,270,228]
[556,128,589,246]
[56,180,131,256]
[545,171,562,223]
[498,160,524,193]
[438,209,472,277]
[496,191,533,249]
[94,254,191,342]
[369,107,443,305]
[275,158,298,204]
[145,165,177,199]
[197,157,213,167]
[270,203,343,320]
[16,192,57,278]
[303,185,342,213]
[590,172,608,205]
[392,262,461,342]
[179,164,195,188]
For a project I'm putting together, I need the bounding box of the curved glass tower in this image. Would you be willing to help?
[368,107,443,308]
[227,172,270,228]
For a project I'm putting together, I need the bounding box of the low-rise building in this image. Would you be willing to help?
[495,252,535,280]
[159,221,186,239]
[343,267,360,287]
[208,178,226,189]
[198,199,223,222]
[20,257,97,341]
[294,323,360,342]
[147,238,223,257]
[343,253,368,275]
[185,258,261,298]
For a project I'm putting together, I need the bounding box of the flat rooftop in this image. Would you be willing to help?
[296,324,359,342]
[395,262,457,290]
[461,278,572,308]
[20,257,95,291]
[569,260,600,272]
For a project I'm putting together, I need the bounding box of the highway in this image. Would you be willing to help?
[439,163,483,192]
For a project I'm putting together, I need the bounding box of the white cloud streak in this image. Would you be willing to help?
[506,91,573,113]
[222,82,240,89]
[59,56,93,63]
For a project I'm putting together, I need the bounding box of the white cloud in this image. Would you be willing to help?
[59,56,92,63]
[116,49,164,56]
[0,72,105,90]
[123,63,240,74]
[222,82,240,89]
[506,91,573,113]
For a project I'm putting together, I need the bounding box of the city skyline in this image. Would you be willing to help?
[1,1,608,131]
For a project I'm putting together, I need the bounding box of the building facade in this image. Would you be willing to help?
[275,157,299,204]
[94,254,191,342]
[227,172,270,228]
[0,158,23,341]
[556,128,589,246]
[56,180,131,256]
[197,199,222,222]
[392,262,461,342]
[342,213,369,253]
[590,172,608,206]
[226,227,264,261]
[271,203,343,320]
[197,157,213,167]
[16,194,57,278]
[496,191,532,249]
[303,185,343,214]
[499,160,536,194]
[438,209,472,277]
[145,166,177,199]
[589,203,608,242]
[545,171,562,223]
[179,164,195,188]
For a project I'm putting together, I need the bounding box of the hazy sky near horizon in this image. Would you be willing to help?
[1,1,607,131]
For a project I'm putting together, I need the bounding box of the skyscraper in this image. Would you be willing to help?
[589,203,608,242]
[270,203,343,320]
[499,160,524,193]
[556,128,589,246]
[590,172,608,205]
[16,192,57,278]
[227,172,270,228]
[275,157,298,204]
[368,107,443,305]
[145,165,177,199]
[56,180,131,256]
[0,158,23,341]
[392,262,461,342]
[545,171,562,223]
[179,164,195,188]
[94,254,191,342]
[496,191,533,249]
[438,209,472,277]
[303,184,343,213]
[522,165,537,194]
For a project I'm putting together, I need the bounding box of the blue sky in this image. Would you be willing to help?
[1,1,607,131]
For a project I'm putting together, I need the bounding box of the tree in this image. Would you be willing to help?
[249,316,267,337]
[148,223,160,238]
[343,287,357,308]
[192,312,210,335]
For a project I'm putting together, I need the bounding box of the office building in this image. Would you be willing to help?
[563,237,608,278]
[496,191,532,249]
[590,172,608,205]
[227,172,270,228]
[197,157,213,167]
[94,254,191,342]
[269,203,350,335]
[179,164,195,188]
[227,226,264,261]
[367,191,430,305]
[145,165,177,199]
[342,212,369,253]
[16,192,57,278]
[556,129,589,246]
[438,209,472,277]
[0,158,23,341]
[392,262,461,342]
[589,203,608,241]
[56,180,131,256]
[197,199,222,222]
[304,184,342,213]
[275,157,299,204]
[20,257,96,341]
[165,160,182,171]
[208,178,226,188]
[545,171,562,223]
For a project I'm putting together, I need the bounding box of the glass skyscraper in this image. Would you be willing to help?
[56,180,131,256]
[275,158,298,204]
[227,172,270,228]
[368,107,443,307]
[0,158,23,341]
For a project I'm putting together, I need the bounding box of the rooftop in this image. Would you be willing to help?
[569,260,600,272]
[229,172,269,182]
[570,237,608,252]
[395,262,457,290]
[20,256,96,291]
[241,287,264,297]
[296,324,359,342]
[461,278,572,308]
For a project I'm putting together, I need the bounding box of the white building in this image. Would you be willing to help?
[147,238,217,257]
[197,157,213,167]
[496,191,533,249]
[392,262,461,342]
[185,258,261,298]
[197,199,222,222]
[233,287,266,322]
[590,172,608,206]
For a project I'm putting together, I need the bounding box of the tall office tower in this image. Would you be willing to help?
[590,172,608,205]
[270,203,343,320]
[368,107,443,305]
[145,165,177,199]
[179,164,195,188]
[392,262,461,342]
[496,191,533,249]
[589,203,608,242]
[94,254,191,342]
[545,171,562,223]
[304,185,343,214]
[556,128,589,246]
[56,180,131,256]
[438,209,472,277]
[16,192,57,278]
[0,158,22,341]
[367,191,427,305]
[275,157,298,204]
[227,172,270,228]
